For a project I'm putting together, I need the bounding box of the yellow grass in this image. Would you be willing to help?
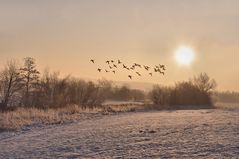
[0,104,148,131]
[0,105,102,131]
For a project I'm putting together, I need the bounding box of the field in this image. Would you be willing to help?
[0,104,238,158]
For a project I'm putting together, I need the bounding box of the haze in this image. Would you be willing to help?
[0,0,239,91]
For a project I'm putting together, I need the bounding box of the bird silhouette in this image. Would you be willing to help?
[136,72,141,76]
[159,70,165,75]
[144,65,150,71]
[159,64,165,68]
[91,59,166,79]
[90,59,95,64]
[134,63,141,68]
[123,64,127,69]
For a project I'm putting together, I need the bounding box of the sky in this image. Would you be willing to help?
[0,0,239,91]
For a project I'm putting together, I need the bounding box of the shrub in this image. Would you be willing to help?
[149,73,216,109]
[149,85,173,109]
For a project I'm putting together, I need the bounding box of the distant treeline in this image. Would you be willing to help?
[213,91,239,103]
[0,57,218,111]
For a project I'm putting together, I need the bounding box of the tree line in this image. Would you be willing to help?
[0,57,219,111]
[0,57,146,111]
[213,91,239,103]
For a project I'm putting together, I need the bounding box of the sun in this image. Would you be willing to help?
[175,46,195,65]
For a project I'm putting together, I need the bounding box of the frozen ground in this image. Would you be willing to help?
[0,109,238,159]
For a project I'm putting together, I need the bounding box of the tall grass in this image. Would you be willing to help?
[0,105,102,131]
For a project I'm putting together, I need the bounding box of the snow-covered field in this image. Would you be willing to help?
[0,109,238,158]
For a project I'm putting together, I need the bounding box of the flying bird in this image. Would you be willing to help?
[123,64,127,69]
[149,73,153,76]
[109,66,113,69]
[135,64,142,68]
[97,68,102,72]
[118,60,122,64]
[159,64,165,68]
[136,72,141,76]
[90,59,95,64]
[159,64,166,71]
[159,70,165,75]
[113,64,117,68]
[144,65,150,71]
[128,75,132,79]
[111,60,114,63]
[105,69,109,73]
[106,60,110,64]
[112,70,116,74]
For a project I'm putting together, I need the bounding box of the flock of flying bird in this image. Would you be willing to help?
[90,59,166,80]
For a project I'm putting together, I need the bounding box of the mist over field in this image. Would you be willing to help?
[1,1,239,159]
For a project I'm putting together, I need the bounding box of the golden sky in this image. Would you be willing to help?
[0,0,239,91]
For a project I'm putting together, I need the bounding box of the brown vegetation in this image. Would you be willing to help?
[0,58,222,131]
[0,58,146,111]
[213,91,239,103]
[0,104,149,131]
[149,73,217,109]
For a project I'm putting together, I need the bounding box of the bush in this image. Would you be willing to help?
[149,73,216,109]
[149,85,173,109]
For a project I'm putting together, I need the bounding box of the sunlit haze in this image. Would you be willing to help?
[0,0,239,91]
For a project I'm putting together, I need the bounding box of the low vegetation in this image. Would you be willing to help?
[0,57,225,131]
[0,104,148,131]
[0,58,146,111]
[149,73,217,109]
[213,91,239,103]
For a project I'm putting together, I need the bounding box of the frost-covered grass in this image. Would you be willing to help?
[0,104,148,131]
[1,102,237,132]
[0,105,103,131]
[0,109,238,158]
[215,102,239,110]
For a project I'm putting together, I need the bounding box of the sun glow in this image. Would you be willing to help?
[175,46,195,65]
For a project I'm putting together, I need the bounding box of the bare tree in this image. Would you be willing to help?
[20,57,40,106]
[0,60,22,110]
[192,72,217,94]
